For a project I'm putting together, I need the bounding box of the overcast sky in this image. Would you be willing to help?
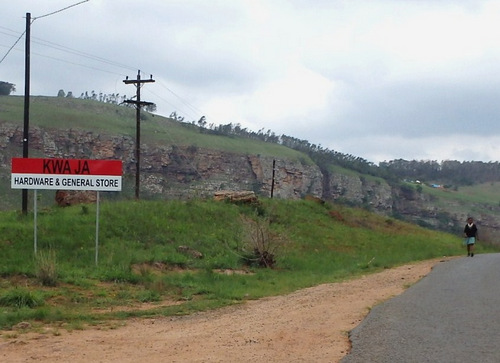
[2,0,500,164]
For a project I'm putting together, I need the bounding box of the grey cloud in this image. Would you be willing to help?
[333,80,500,139]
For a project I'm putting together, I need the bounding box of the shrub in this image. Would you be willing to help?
[240,216,283,268]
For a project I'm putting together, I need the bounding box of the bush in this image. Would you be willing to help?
[240,216,283,268]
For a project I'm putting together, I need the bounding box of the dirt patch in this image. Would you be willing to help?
[0,258,450,362]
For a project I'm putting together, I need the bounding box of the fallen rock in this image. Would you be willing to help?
[55,190,97,207]
[13,321,31,330]
[177,246,203,259]
[213,190,257,204]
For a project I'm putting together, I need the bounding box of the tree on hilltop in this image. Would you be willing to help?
[0,81,16,95]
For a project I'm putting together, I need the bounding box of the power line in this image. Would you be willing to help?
[30,50,129,77]
[2,35,214,125]
[151,79,228,126]
[0,41,128,78]
[0,23,210,124]
[0,29,22,38]
[30,36,137,72]
[0,26,21,34]
[0,29,25,65]
[0,0,90,64]
[144,88,201,121]
[0,4,222,131]
[144,89,192,116]
[0,31,136,75]
[157,79,205,116]
[32,0,90,21]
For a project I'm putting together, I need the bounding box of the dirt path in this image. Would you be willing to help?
[0,258,449,363]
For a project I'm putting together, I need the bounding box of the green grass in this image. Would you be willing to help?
[1,198,493,332]
[416,181,500,205]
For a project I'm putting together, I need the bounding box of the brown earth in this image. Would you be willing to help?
[0,258,451,363]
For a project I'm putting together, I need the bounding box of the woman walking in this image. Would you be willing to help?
[464,217,478,257]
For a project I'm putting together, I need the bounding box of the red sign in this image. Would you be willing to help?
[11,158,122,175]
[11,158,122,191]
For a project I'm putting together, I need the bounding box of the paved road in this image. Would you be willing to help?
[342,253,500,363]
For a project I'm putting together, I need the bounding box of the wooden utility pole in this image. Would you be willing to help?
[22,12,31,214]
[271,159,276,198]
[123,70,155,199]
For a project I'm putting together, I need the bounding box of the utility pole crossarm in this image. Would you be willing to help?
[123,100,155,107]
[123,79,155,85]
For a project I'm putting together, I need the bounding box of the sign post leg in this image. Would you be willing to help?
[95,191,100,266]
[34,189,37,254]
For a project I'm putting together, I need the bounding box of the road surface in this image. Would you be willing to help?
[343,253,500,362]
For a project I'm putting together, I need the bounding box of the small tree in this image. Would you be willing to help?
[0,81,16,95]
[240,216,284,268]
[144,103,157,113]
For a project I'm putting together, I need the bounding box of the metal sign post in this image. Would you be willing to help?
[95,191,100,266]
[33,189,37,254]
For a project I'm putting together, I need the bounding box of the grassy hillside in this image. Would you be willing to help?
[1,198,492,332]
[0,95,310,161]
[424,181,500,205]
[410,182,500,221]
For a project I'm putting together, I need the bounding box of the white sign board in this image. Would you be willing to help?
[11,158,122,191]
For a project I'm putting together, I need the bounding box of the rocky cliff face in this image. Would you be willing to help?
[326,173,393,213]
[0,124,326,200]
[0,123,390,206]
[1,122,498,243]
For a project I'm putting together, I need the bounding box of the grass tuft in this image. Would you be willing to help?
[35,249,58,287]
[0,289,44,308]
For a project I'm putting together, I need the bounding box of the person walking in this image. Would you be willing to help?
[463,217,478,257]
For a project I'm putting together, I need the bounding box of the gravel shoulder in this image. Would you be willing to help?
[0,258,450,363]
